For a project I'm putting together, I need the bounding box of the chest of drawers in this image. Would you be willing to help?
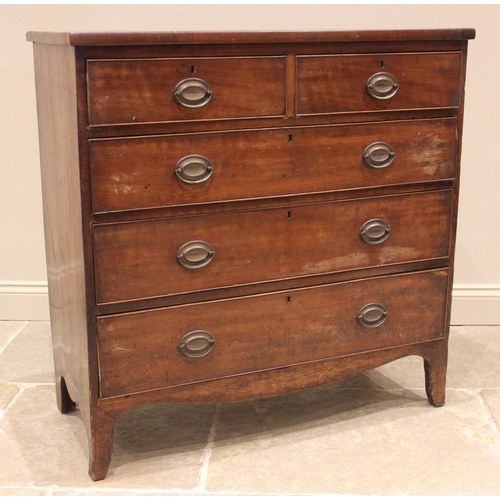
[27,29,474,480]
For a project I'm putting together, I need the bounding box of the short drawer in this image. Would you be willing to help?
[90,118,456,213]
[296,52,462,115]
[93,190,451,304]
[97,269,449,397]
[87,56,286,126]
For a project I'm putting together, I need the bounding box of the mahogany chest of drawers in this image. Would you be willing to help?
[27,29,475,480]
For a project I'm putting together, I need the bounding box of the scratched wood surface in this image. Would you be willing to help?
[97,269,448,397]
[90,118,456,213]
[93,190,452,304]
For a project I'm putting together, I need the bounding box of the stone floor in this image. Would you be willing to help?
[0,321,499,495]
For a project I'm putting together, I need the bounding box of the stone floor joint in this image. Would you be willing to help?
[194,403,220,493]
[1,385,26,416]
[0,321,29,356]
[477,389,500,442]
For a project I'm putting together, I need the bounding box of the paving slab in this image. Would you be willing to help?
[0,385,215,491]
[481,389,500,433]
[1,324,499,494]
[363,326,500,391]
[446,326,500,389]
[0,321,27,353]
[0,321,53,384]
[0,381,20,412]
[206,387,500,495]
[0,487,49,495]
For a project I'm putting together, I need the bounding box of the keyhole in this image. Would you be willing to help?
[380,60,385,68]
[287,211,292,219]
[190,65,196,74]
[288,134,293,143]
[287,296,291,303]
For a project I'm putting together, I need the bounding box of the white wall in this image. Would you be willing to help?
[0,4,498,323]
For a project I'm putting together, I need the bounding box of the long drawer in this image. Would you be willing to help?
[93,190,451,304]
[89,119,456,213]
[97,269,449,397]
[87,56,287,126]
[296,52,462,115]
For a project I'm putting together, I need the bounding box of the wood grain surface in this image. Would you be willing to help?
[27,29,476,46]
[90,118,457,213]
[87,56,286,125]
[28,29,472,480]
[93,190,452,304]
[97,269,448,397]
[297,52,463,114]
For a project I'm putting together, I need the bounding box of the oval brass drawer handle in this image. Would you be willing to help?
[177,240,215,269]
[366,72,399,100]
[359,218,391,245]
[357,303,388,328]
[174,78,213,108]
[363,142,395,169]
[179,330,215,358]
[175,155,213,184]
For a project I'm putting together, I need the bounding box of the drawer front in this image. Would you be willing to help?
[296,52,462,115]
[90,119,456,213]
[94,190,451,304]
[97,269,449,397]
[87,56,286,126]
